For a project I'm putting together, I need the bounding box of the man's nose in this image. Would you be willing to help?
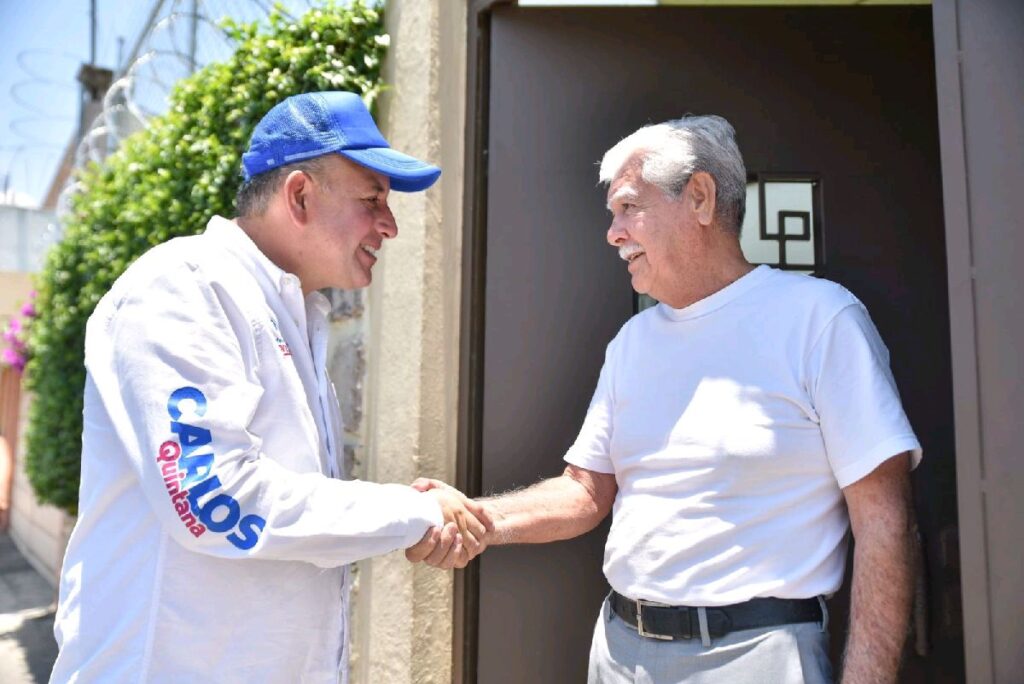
[378,205,398,239]
[607,219,627,247]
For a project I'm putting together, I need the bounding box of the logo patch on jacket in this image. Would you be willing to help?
[155,386,267,550]
[269,316,292,357]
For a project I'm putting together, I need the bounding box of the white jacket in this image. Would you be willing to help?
[51,217,443,684]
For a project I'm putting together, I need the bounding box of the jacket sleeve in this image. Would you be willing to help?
[86,263,442,568]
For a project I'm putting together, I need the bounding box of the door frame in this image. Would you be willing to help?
[455,3,513,683]
[930,1,992,681]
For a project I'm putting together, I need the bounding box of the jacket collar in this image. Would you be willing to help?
[204,215,331,316]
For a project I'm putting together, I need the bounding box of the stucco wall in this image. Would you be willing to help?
[7,389,74,587]
[0,206,58,274]
[348,1,467,682]
[325,288,367,481]
[2,219,69,586]
[0,272,34,321]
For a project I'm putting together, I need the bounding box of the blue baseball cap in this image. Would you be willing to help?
[241,91,441,192]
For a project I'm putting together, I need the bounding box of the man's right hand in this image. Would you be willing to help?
[410,481,493,569]
[425,484,491,546]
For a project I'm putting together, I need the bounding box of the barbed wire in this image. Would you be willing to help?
[52,0,312,223]
[2,0,311,228]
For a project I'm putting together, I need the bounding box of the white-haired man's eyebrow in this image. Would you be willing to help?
[607,187,639,211]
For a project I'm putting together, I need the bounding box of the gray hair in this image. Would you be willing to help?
[598,115,747,233]
[235,156,330,217]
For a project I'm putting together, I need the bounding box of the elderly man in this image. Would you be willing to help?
[51,91,488,683]
[410,115,919,683]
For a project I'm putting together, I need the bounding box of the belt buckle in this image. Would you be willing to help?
[635,598,676,641]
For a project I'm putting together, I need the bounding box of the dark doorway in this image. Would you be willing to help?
[468,5,961,682]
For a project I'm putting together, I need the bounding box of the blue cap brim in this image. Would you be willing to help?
[338,147,441,193]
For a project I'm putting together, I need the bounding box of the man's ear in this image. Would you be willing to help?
[282,170,312,225]
[687,171,717,228]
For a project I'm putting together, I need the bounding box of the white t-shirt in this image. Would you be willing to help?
[564,265,921,606]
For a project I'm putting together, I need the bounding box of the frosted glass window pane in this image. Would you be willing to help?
[740,184,780,264]
[739,177,819,271]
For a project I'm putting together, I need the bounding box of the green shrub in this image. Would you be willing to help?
[25,1,387,514]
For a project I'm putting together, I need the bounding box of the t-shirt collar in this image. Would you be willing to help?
[658,264,773,322]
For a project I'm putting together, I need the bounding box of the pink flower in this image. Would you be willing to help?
[1,295,34,373]
[1,347,24,372]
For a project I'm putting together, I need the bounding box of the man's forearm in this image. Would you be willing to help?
[840,493,915,683]
[482,468,616,546]
[405,466,616,568]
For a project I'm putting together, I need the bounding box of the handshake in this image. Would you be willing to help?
[409,478,495,570]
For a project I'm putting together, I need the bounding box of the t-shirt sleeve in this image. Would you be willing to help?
[563,342,617,475]
[806,302,922,488]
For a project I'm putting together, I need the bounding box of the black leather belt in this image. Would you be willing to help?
[609,590,822,641]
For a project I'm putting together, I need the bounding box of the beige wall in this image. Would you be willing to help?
[349,1,467,682]
[2,256,71,586]
[8,390,74,586]
[0,272,34,320]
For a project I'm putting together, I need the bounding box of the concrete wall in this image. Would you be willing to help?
[933,1,1024,682]
[0,206,44,321]
[0,273,34,321]
[0,206,58,273]
[7,390,74,587]
[348,1,467,682]
[1,209,68,587]
[325,288,367,481]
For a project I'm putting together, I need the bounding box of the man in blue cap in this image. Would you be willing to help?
[51,92,488,683]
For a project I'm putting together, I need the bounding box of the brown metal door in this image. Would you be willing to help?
[473,5,961,682]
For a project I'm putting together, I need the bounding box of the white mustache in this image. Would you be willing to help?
[618,243,645,262]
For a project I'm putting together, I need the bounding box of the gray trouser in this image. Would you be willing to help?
[588,596,834,684]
